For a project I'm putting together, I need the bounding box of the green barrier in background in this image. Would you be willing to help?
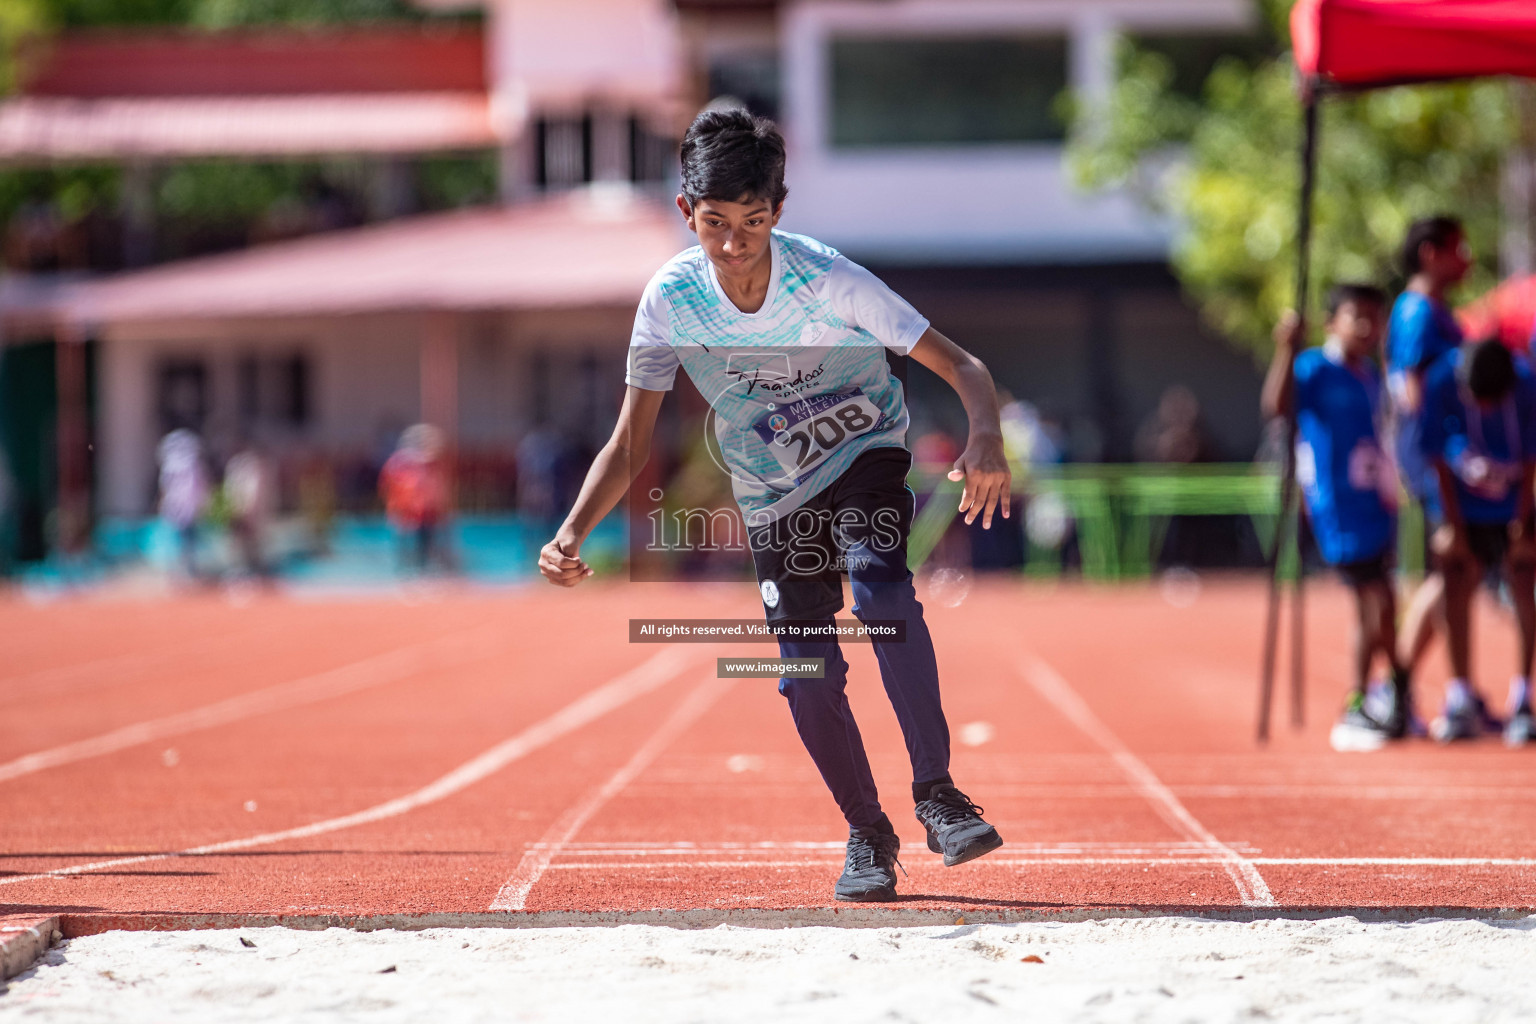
[907,462,1426,582]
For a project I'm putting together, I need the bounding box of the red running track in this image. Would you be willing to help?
[2,578,1534,942]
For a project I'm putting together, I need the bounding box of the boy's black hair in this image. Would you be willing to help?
[1458,338,1517,403]
[1324,282,1388,319]
[1400,215,1463,275]
[679,107,788,210]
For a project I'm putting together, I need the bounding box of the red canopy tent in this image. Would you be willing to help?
[1457,274,1536,350]
[1259,0,1536,740]
[1293,0,1536,88]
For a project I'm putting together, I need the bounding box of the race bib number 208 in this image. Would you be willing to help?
[753,389,886,486]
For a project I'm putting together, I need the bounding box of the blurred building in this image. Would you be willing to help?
[0,4,688,526]
[673,0,1265,462]
[0,0,1267,547]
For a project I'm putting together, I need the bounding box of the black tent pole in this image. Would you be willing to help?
[1260,86,1320,743]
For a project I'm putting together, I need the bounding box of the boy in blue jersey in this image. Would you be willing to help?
[1264,285,1411,751]
[1388,217,1473,681]
[538,109,1011,900]
[1419,339,1536,745]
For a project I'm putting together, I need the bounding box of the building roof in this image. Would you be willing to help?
[0,92,496,162]
[0,27,496,162]
[19,27,486,97]
[0,273,86,339]
[65,191,688,328]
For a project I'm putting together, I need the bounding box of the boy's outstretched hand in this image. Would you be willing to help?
[948,434,1012,529]
[539,534,593,587]
[1274,310,1304,354]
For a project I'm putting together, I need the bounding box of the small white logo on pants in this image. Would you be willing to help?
[760,580,780,609]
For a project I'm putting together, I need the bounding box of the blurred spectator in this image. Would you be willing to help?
[296,447,337,556]
[1135,385,1216,464]
[998,391,1066,468]
[380,424,453,573]
[910,429,961,468]
[517,423,569,535]
[156,428,211,580]
[1138,386,1256,569]
[997,392,1078,568]
[224,440,277,579]
[0,444,13,576]
[965,392,1039,571]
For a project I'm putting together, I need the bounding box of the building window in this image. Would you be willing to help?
[708,51,781,120]
[829,36,1069,148]
[237,352,310,432]
[537,116,591,189]
[630,117,674,185]
[536,112,674,188]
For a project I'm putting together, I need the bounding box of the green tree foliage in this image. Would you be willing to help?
[21,0,422,30]
[0,0,50,92]
[1068,0,1516,357]
[189,0,422,29]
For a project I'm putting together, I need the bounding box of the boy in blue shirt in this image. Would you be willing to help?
[1419,339,1536,745]
[1387,216,1472,682]
[1264,285,1410,751]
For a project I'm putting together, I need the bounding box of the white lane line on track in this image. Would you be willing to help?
[4,626,269,702]
[490,674,733,912]
[545,857,1536,870]
[1016,654,1277,908]
[976,785,1536,801]
[0,625,507,784]
[0,647,695,887]
[533,840,1262,856]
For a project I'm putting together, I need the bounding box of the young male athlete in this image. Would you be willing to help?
[538,109,1009,900]
[1263,286,1410,751]
[1419,339,1536,745]
[1388,217,1472,685]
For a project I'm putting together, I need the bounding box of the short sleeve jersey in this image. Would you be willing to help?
[627,230,929,523]
[1293,344,1395,565]
[1387,291,1463,505]
[1419,348,1536,525]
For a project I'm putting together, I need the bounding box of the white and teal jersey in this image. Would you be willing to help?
[627,230,929,524]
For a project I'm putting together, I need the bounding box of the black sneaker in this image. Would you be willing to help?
[1381,669,1413,740]
[1330,692,1391,752]
[834,824,902,902]
[914,784,1004,867]
[1431,691,1505,743]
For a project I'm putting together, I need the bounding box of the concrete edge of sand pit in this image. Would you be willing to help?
[1,917,60,981]
[46,905,1536,939]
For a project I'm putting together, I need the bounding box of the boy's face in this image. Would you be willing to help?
[1422,230,1473,286]
[676,194,782,283]
[1327,299,1385,360]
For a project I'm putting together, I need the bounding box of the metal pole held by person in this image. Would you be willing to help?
[1260,86,1321,742]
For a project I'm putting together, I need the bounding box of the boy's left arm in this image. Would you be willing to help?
[1512,463,1536,566]
[1513,383,1536,564]
[908,327,1011,529]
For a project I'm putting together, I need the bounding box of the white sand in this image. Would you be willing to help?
[2,917,1534,1022]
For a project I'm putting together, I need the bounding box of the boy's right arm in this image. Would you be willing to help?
[538,385,666,587]
[1260,311,1303,420]
[1423,374,1474,567]
[1431,458,1474,567]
